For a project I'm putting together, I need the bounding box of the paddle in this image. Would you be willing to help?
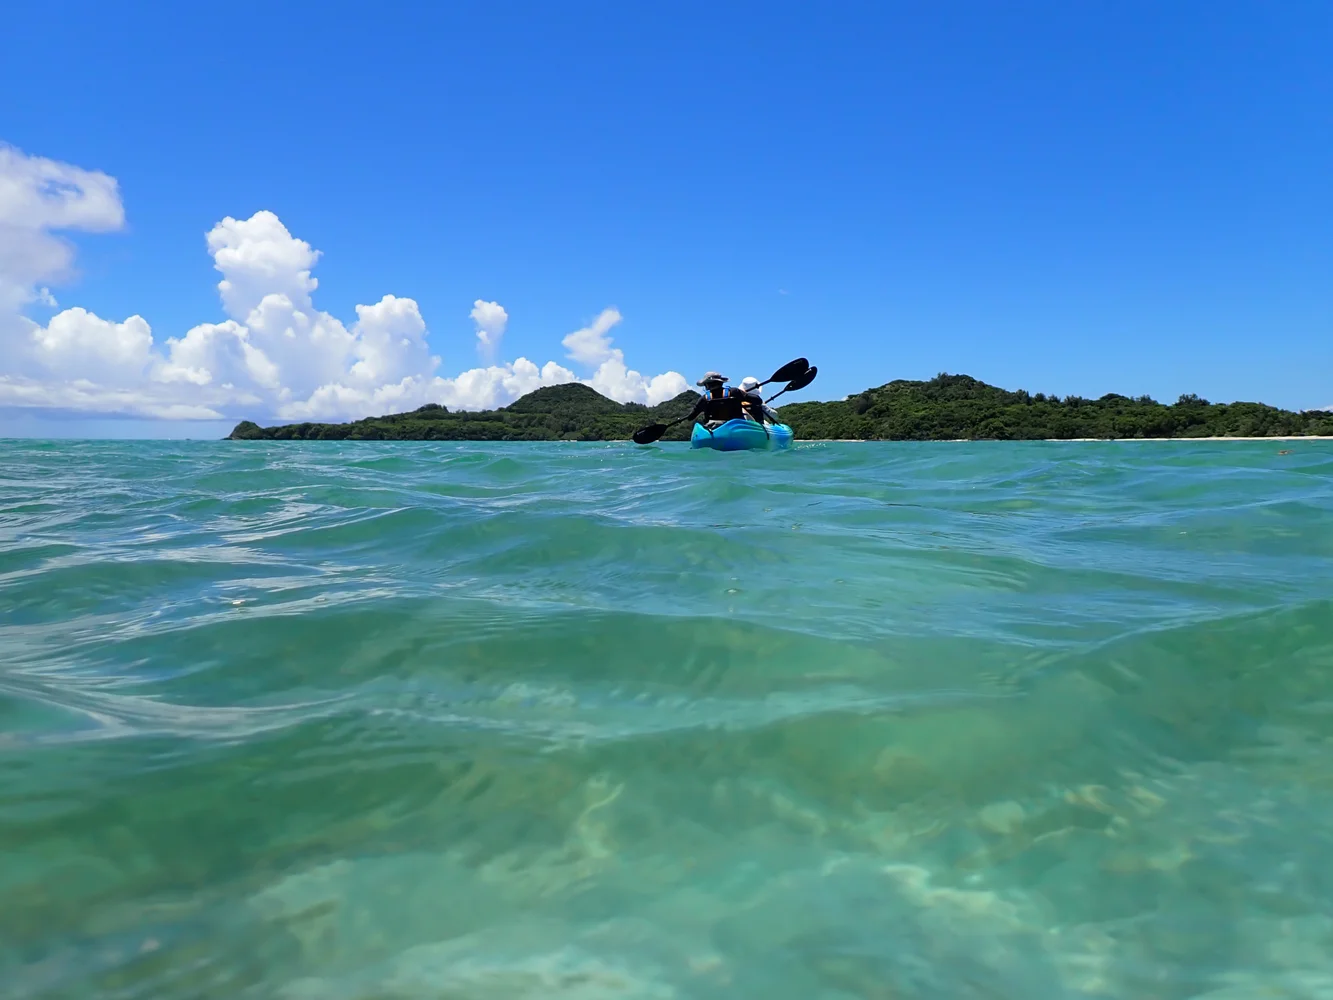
[631,358,810,445]
[764,365,817,405]
[755,357,810,388]
[632,418,686,445]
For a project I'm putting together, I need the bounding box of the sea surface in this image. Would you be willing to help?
[3,439,1333,999]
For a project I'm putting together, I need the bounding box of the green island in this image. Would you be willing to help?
[227,374,1333,442]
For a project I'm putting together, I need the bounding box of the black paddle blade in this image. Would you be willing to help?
[769,358,809,383]
[785,365,817,392]
[764,366,818,404]
[632,423,667,445]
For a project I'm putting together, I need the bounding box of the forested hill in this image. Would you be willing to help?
[776,375,1333,440]
[227,383,700,441]
[227,375,1333,441]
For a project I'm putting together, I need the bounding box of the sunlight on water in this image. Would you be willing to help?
[3,439,1333,998]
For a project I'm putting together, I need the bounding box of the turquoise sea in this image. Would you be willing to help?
[4,439,1333,999]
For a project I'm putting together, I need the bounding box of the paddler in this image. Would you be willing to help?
[686,372,746,426]
[738,376,780,424]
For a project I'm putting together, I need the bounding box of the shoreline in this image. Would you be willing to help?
[211,435,1333,444]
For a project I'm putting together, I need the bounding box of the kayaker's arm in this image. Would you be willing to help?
[741,391,775,423]
[686,393,709,423]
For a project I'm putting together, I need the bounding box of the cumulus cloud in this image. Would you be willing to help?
[31,308,154,382]
[0,142,123,340]
[470,299,507,359]
[562,307,623,366]
[561,307,688,405]
[0,145,124,232]
[0,143,689,423]
[207,209,321,318]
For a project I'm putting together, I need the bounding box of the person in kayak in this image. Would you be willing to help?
[686,372,747,426]
[739,376,781,424]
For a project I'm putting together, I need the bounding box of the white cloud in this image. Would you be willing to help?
[31,308,154,382]
[0,142,124,351]
[0,143,688,423]
[0,145,123,232]
[589,358,690,406]
[206,210,320,318]
[562,307,622,366]
[157,320,279,390]
[0,374,228,420]
[274,358,583,422]
[561,307,688,405]
[470,299,508,359]
[348,294,435,386]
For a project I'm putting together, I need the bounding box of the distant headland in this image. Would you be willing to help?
[227,375,1333,442]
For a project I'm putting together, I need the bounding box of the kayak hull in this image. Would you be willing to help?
[690,419,794,451]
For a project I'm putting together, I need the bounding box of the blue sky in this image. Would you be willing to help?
[2,0,1330,437]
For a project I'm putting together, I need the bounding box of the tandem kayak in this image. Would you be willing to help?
[690,418,794,451]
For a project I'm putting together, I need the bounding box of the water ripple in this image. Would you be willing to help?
[3,439,1333,998]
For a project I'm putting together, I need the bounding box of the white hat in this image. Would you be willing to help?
[740,376,761,392]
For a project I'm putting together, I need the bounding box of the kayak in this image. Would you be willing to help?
[690,418,794,451]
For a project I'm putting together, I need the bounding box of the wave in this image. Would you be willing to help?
[3,439,1333,997]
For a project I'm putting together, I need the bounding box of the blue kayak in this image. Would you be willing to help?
[690,418,794,451]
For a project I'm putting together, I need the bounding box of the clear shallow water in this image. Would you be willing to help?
[3,438,1333,999]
